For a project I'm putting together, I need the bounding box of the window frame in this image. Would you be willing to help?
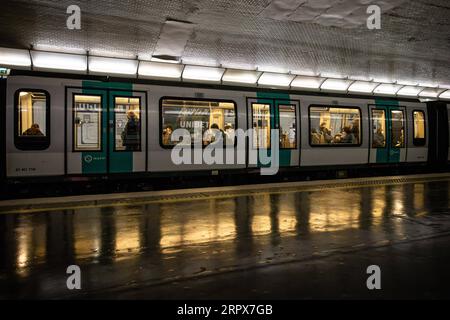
[72,93,103,153]
[159,96,238,149]
[370,108,387,149]
[113,95,142,152]
[277,102,298,150]
[390,109,405,149]
[412,109,426,147]
[14,88,51,151]
[251,101,274,149]
[308,104,362,148]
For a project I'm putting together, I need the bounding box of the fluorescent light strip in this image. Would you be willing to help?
[31,51,87,72]
[373,83,403,95]
[291,76,325,89]
[138,61,183,79]
[258,72,295,88]
[320,78,353,91]
[397,86,423,97]
[397,80,418,86]
[222,69,260,84]
[182,65,225,82]
[348,81,380,93]
[419,88,446,98]
[0,47,31,67]
[89,56,138,75]
[439,90,450,99]
[2,47,450,100]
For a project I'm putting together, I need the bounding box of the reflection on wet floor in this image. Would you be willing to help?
[0,179,449,298]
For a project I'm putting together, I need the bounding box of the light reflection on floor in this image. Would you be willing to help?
[1,179,449,298]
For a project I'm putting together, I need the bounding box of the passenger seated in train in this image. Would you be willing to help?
[319,123,332,143]
[203,123,224,145]
[340,126,355,144]
[395,127,405,147]
[22,123,44,136]
[224,124,235,145]
[373,128,385,147]
[311,128,321,144]
[162,125,173,145]
[121,110,140,151]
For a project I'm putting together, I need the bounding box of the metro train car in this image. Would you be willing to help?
[0,71,449,197]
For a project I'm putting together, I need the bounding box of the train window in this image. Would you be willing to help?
[391,110,405,148]
[160,98,236,147]
[252,103,272,149]
[371,109,386,148]
[413,111,426,146]
[14,89,50,150]
[279,104,296,149]
[73,95,102,151]
[114,97,141,151]
[309,106,361,146]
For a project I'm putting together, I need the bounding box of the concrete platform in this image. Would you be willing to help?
[1,173,450,299]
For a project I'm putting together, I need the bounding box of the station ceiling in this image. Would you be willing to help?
[0,0,449,86]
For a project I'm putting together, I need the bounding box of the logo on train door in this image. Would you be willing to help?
[84,155,93,163]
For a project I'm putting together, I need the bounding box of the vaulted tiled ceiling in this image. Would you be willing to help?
[0,0,449,86]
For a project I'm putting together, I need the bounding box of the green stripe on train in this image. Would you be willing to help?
[81,81,134,174]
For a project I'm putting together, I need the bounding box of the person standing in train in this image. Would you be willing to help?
[122,110,141,151]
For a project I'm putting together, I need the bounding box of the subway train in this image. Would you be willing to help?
[1,70,449,198]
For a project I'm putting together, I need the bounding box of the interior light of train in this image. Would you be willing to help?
[373,83,403,95]
[31,51,87,72]
[439,90,450,99]
[257,72,295,88]
[222,69,261,84]
[290,76,325,90]
[182,65,225,83]
[419,88,446,98]
[0,48,31,67]
[397,86,423,97]
[138,61,183,79]
[348,81,380,93]
[320,78,353,91]
[88,56,138,75]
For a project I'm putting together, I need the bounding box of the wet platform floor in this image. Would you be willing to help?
[1,175,450,299]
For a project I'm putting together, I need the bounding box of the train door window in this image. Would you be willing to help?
[14,90,50,150]
[114,97,141,151]
[160,98,236,147]
[252,103,271,149]
[391,110,405,148]
[413,110,426,146]
[73,95,102,151]
[279,104,296,149]
[371,109,386,148]
[309,106,361,146]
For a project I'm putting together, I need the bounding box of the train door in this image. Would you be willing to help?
[247,97,299,168]
[369,104,407,164]
[66,87,146,175]
[108,91,146,173]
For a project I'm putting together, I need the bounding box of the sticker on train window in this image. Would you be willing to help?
[160,97,237,147]
[73,94,102,151]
